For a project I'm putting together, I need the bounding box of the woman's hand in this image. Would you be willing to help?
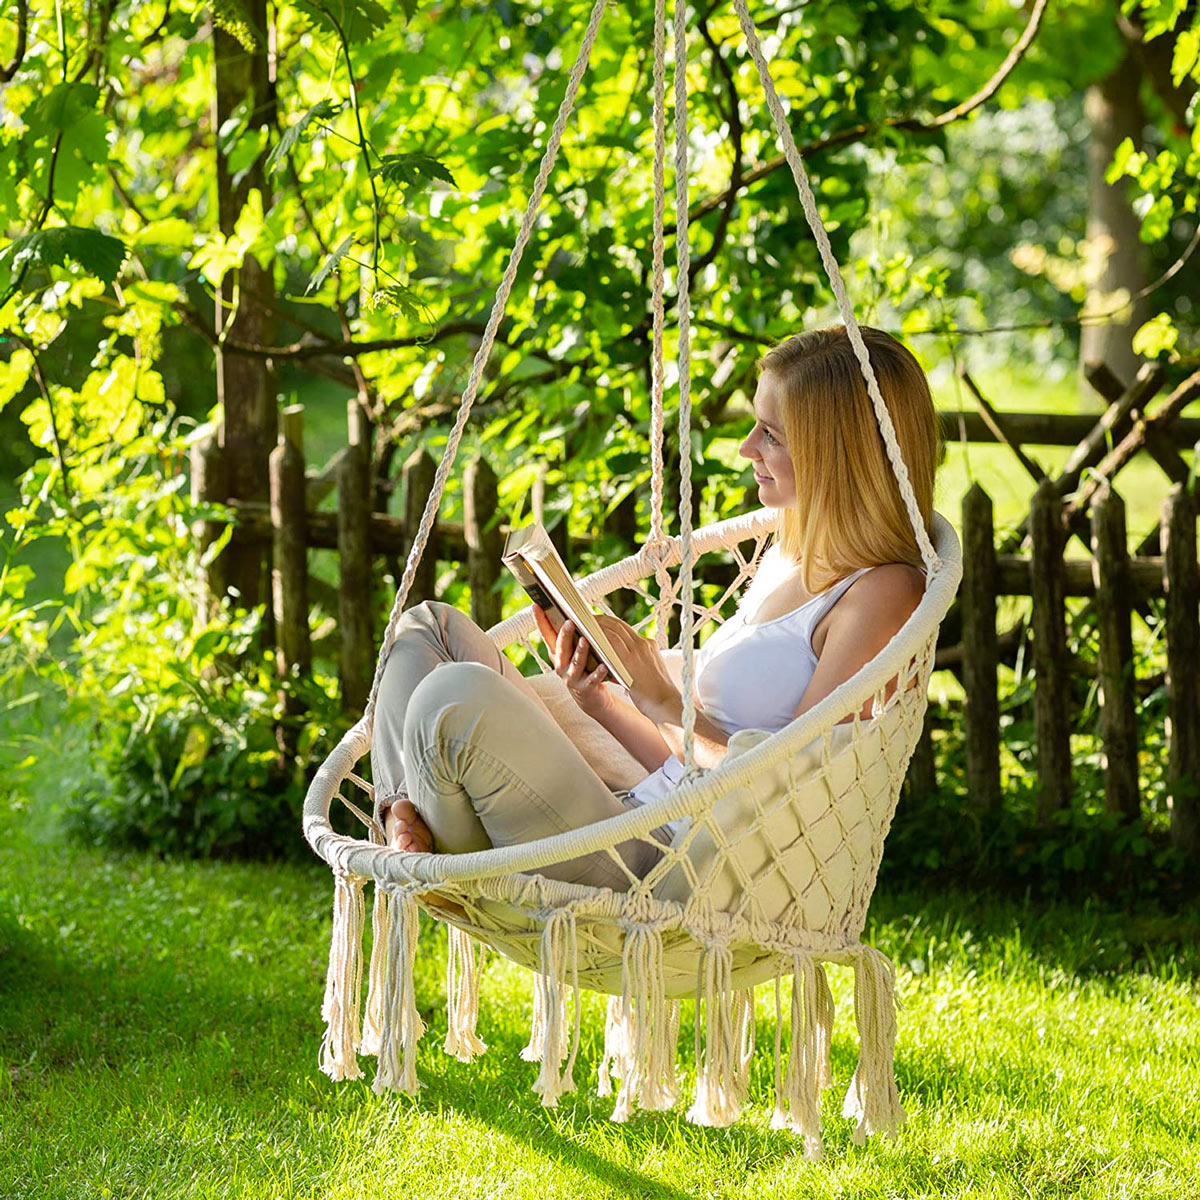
[591,613,682,722]
[532,604,615,718]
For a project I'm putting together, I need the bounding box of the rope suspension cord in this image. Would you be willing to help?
[729,0,940,574]
[670,0,700,773]
[647,0,672,652]
[361,0,609,734]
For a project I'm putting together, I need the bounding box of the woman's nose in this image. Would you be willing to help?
[738,433,757,460]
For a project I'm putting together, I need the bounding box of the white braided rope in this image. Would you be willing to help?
[648,0,673,650]
[730,0,939,573]
[671,0,699,772]
[360,0,609,730]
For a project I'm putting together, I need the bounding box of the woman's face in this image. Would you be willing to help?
[739,371,797,508]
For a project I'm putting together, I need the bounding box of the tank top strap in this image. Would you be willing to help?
[801,566,874,635]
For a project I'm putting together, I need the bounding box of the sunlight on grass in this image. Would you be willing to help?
[2,798,1197,1200]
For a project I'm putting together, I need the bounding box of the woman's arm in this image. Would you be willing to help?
[586,693,677,774]
[639,692,730,770]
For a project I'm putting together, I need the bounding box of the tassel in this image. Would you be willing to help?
[444,926,488,1063]
[609,921,680,1119]
[771,976,787,1130]
[841,946,906,1144]
[522,909,581,1108]
[775,952,828,1159]
[686,940,744,1127]
[597,994,629,1103]
[733,987,756,1106]
[372,887,426,1095]
[319,870,366,1081]
[814,961,834,1093]
[360,879,391,1056]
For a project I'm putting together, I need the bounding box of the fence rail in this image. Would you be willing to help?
[192,360,1200,857]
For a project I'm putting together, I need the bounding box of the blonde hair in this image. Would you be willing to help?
[757,325,940,594]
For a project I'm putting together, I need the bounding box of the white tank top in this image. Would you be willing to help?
[692,559,872,735]
[624,548,873,811]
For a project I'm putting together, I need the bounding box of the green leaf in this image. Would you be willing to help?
[292,0,393,41]
[1131,313,1178,357]
[1172,26,1200,86]
[30,82,101,132]
[266,99,344,174]
[370,152,457,191]
[366,283,425,320]
[306,233,355,294]
[1105,137,1138,185]
[1136,0,1187,40]
[0,227,128,287]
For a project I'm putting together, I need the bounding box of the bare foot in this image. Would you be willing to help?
[383,798,469,918]
[384,797,433,853]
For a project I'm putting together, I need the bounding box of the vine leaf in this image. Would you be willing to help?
[306,233,355,294]
[266,99,344,174]
[371,152,457,191]
[0,227,128,287]
[292,0,393,41]
[367,284,427,320]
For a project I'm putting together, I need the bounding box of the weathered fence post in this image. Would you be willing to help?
[270,405,310,696]
[1091,487,1140,821]
[338,400,373,713]
[906,712,938,800]
[962,483,1001,814]
[1162,484,1200,857]
[1030,478,1072,820]
[465,456,504,631]
[402,448,438,611]
[191,427,228,625]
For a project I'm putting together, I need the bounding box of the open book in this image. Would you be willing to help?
[501,522,635,690]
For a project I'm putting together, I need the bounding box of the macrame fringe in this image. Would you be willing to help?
[372,887,426,1095]
[520,909,581,1108]
[359,879,391,1056]
[771,953,835,1160]
[686,941,751,1127]
[444,925,488,1063]
[600,922,682,1121]
[841,947,906,1144]
[319,871,366,1081]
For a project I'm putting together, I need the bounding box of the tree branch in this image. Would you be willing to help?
[1,0,28,82]
[177,302,487,358]
[690,14,744,280]
[681,0,1048,228]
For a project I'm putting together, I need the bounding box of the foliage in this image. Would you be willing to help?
[1,0,1197,868]
[1,409,349,859]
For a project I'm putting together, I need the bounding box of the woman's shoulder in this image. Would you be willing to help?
[837,562,925,626]
[811,562,924,656]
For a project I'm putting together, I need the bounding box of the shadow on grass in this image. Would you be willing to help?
[6,849,1200,1196]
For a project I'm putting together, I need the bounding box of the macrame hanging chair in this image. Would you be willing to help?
[303,0,962,1160]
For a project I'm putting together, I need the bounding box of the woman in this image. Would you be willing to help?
[370,324,939,892]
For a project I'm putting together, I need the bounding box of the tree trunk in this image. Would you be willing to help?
[1080,47,1149,388]
[213,3,277,612]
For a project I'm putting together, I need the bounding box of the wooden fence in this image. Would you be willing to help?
[191,359,1200,854]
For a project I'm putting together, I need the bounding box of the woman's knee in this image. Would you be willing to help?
[407,661,507,738]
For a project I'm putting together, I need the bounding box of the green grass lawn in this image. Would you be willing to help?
[2,786,1198,1200]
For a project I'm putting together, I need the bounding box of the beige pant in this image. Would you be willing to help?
[370,601,660,891]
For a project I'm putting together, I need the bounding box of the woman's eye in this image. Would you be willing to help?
[760,425,778,445]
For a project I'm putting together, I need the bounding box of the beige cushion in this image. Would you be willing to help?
[650,699,912,934]
[525,672,647,791]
